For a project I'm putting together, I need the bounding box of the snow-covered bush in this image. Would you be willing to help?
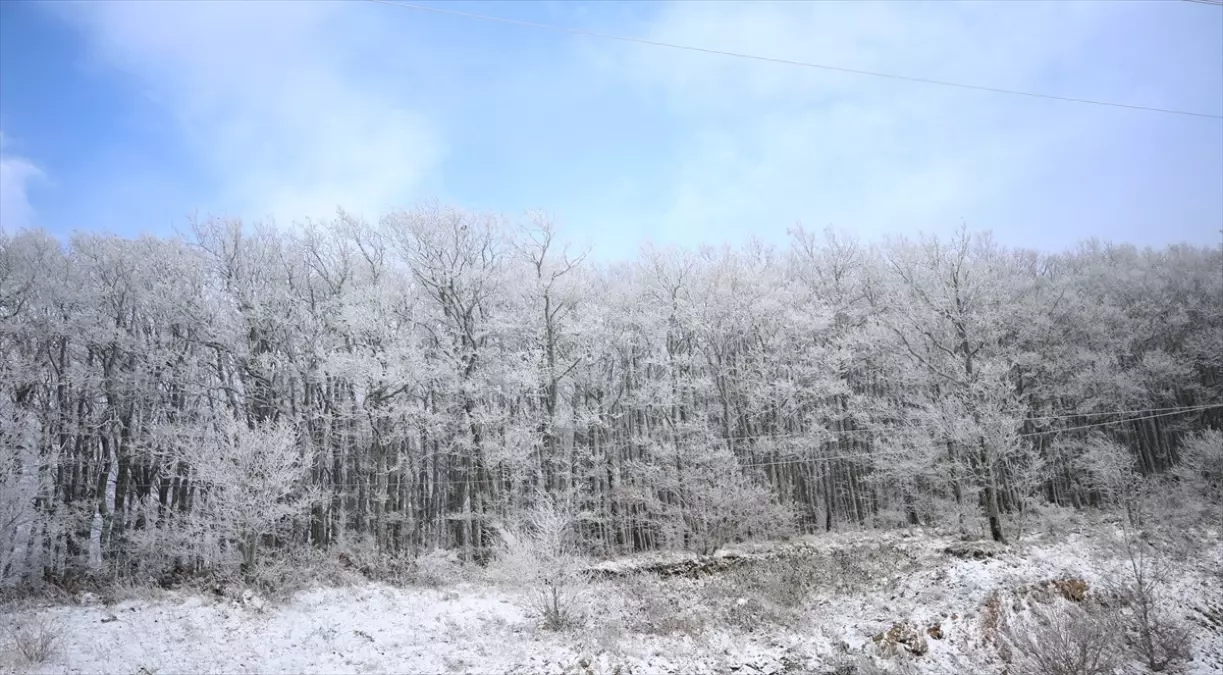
[1033,503,1088,540]
[1076,437,1144,524]
[998,602,1122,675]
[823,653,912,675]
[617,577,709,636]
[488,498,590,630]
[120,515,211,586]
[1107,533,1193,673]
[733,556,823,610]
[327,537,416,585]
[1175,429,1223,517]
[4,614,61,665]
[412,548,463,587]
[245,547,337,598]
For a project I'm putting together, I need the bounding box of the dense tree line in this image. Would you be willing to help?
[1,207,1220,586]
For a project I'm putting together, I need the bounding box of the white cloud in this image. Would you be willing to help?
[584,0,1223,249]
[57,0,445,225]
[0,132,44,231]
[32,0,1221,251]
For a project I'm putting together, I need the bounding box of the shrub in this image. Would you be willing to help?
[824,653,915,675]
[1109,534,1193,672]
[191,417,320,580]
[5,615,61,665]
[413,548,462,587]
[1175,429,1223,501]
[998,602,1123,675]
[980,590,1005,645]
[488,499,591,630]
[742,555,823,609]
[617,578,708,636]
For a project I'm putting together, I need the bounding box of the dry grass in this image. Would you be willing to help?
[603,541,927,642]
[617,579,708,636]
[979,590,1004,645]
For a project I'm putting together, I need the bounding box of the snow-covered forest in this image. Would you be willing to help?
[1,207,1219,584]
[1,209,1222,674]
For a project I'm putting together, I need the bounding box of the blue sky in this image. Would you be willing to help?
[1,0,1220,261]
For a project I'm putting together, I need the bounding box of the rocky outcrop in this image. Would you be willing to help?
[588,553,750,579]
[872,620,929,657]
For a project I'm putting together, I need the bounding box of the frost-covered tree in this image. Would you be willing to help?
[0,401,39,586]
[382,203,508,560]
[0,208,1219,585]
[873,229,1042,542]
[192,417,316,576]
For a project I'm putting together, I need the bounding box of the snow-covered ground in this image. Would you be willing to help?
[3,525,1221,675]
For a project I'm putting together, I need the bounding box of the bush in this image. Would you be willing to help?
[823,653,915,675]
[1171,429,1223,529]
[488,499,591,630]
[1109,534,1193,672]
[192,417,320,579]
[614,576,708,636]
[1176,429,1223,499]
[735,555,823,609]
[5,615,61,665]
[412,548,462,587]
[244,548,338,599]
[998,602,1123,675]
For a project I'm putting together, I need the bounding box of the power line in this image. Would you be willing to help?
[1018,404,1221,436]
[651,403,1222,445]
[365,0,1223,120]
[718,404,1223,469]
[1182,0,1223,7]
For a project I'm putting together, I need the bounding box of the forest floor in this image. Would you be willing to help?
[2,517,1221,675]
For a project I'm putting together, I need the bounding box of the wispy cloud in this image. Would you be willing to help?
[55,0,445,225]
[0,131,44,231]
[17,0,1222,252]
[583,0,1223,250]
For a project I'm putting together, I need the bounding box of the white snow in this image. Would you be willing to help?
[3,526,1220,675]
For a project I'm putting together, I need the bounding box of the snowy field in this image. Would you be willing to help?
[2,525,1221,675]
